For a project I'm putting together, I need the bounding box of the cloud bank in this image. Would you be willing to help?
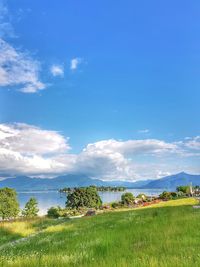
[0,123,199,180]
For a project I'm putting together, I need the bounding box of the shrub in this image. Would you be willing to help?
[121,192,135,205]
[110,201,122,208]
[47,206,61,218]
[159,191,172,200]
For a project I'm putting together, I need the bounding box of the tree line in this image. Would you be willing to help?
[59,185,125,193]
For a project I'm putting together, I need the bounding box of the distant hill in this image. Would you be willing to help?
[142,172,200,190]
[0,172,199,191]
[0,175,148,191]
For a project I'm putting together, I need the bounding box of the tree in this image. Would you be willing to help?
[66,187,102,209]
[22,198,39,218]
[0,187,20,220]
[176,186,190,194]
[121,192,135,205]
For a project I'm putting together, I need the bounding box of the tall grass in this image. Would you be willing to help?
[0,198,200,267]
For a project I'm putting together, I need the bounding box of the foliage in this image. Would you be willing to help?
[110,201,122,208]
[95,186,125,192]
[22,198,39,218]
[176,185,190,194]
[121,192,135,205]
[159,191,173,200]
[47,206,62,218]
[59,187,71,193]
[66,186,102,209]
[0,187,20,220]
[60,186,125,193]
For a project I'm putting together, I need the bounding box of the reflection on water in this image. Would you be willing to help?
[17,188,164,215]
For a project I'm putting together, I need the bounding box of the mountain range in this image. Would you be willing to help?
[0,172,200,191]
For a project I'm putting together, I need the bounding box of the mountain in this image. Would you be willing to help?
[0,174,149,191]
[0,172,199,191]
[142,172,200,190]
[0,175,107,191]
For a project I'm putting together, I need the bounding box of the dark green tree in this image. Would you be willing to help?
[121,192,135,205]
[0,187,20,220]
[66,187,102,209]
[22,197,39,218]
[176,186,190,194]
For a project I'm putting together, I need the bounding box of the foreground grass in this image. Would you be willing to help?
[0,198,200,267]
[0,217,67,246]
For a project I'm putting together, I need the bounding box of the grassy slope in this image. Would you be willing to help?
[0,198,200,267]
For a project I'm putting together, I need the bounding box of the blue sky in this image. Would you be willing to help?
[0,1,200,180]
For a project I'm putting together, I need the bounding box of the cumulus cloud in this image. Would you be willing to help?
[0,123,70,155]
[0,123,72,176]
[70,57,82,70]
[50,64,64,77]
[0,123,200,179]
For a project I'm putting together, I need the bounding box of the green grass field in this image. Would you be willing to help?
[0,198,200,267]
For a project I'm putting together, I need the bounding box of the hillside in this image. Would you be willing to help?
[143,172,200,190]
[0,198,199,267]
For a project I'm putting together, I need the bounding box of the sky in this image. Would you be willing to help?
[0,0,200,180]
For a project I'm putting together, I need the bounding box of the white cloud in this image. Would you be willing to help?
[0,3,46,93]
[184,136,200,151]
[70,57,82,70]
[0,123,72,176]
[50,64,64,77]
[0,123,70,155]
[0,123,199,179]
[0,38,46,93]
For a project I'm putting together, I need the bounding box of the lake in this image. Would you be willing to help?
[17,188,164,215]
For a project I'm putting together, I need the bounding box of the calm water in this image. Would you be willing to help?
[17,189,164,215]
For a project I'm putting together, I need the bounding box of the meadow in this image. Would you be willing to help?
[0,198,200,267]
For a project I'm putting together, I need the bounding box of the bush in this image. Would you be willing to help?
[110,201,122,208]
[177,191,185,197]
[121,192,135,205]
[47,206,61,218]
[159,191,173,200]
